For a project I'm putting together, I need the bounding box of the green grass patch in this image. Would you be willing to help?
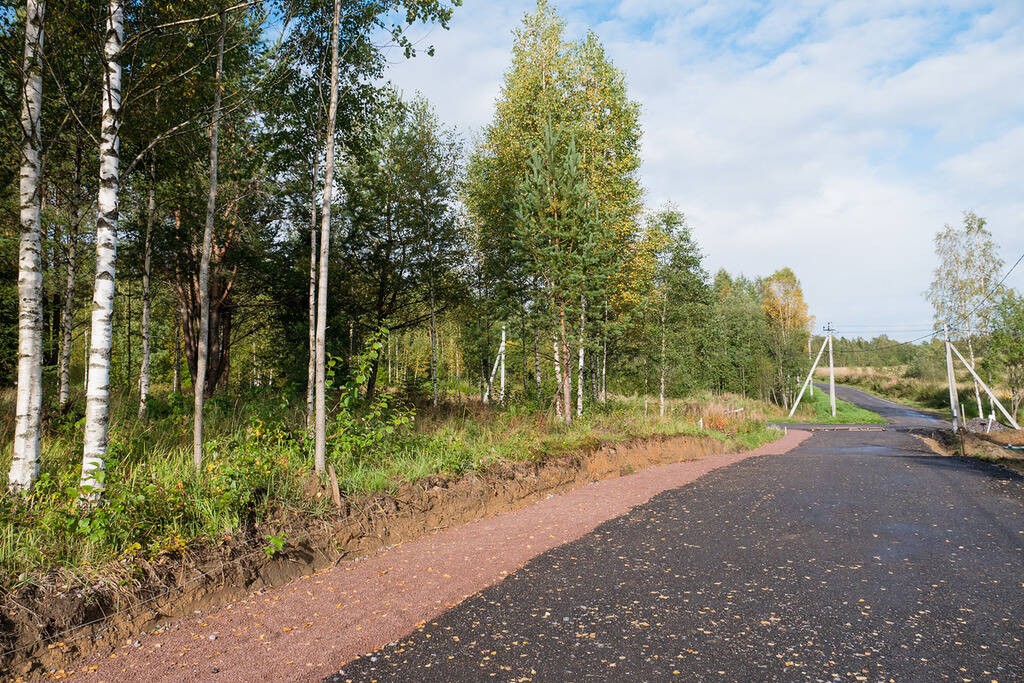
[778,389,886,424]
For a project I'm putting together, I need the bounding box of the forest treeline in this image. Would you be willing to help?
[1,0,816,501]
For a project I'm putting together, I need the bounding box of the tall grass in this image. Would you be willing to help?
[0,386,781,589]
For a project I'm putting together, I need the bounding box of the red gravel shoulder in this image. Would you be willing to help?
[74,430,809,682]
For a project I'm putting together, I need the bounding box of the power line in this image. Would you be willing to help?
[949,249,1024,330]
[827,330,940,354]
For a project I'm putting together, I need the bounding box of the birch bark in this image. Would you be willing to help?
[80,0,123,502]
[138,155,155,419]
[533,325,541,398]
[315,0,342,474]
[559,303,571,425]
[58,195,80,410]
[10,0,45,493]
[577,296,585,417]
[306,156,318,426]
[429,285,438,407]
[659,301,666,417]
[193,15,224,471]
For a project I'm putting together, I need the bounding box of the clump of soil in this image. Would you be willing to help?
[1,432,730,679]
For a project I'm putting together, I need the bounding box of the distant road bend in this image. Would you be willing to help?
[331,385,1024,681]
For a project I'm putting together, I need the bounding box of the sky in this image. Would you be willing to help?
[383,0,1024,341]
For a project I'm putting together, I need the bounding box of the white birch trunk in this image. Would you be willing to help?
[643,356,648,415]
[559,304,571,425]
[659,301,666,418]
[137,156,155,420]
[429,286,438,407]
[315,0,342,474]
[193,16,224,471]
[552,335,563,420]
[306,156,318,427]
[10,0,45,493]
[483,330,504,404]
[58,198,80,410]
[499,324,506,404]
[533,325,541,398]
[577,297,585,418]
[80,0,123,502]
[601,337,607,403]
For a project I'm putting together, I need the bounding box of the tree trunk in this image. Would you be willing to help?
[499,324,506,404]
[173,311,181,394]
[643,356,648,415]
[138,155,155,420]
[315,0,342,474]
[125,279,132,387]
[659,300,666,417]
[80,0,123,503]
[601,336,607,403]
[193,14,224,471]
[429,285,438,407]
[58,193,80,410]
[521,314,528,400]
[10,0,45,493]
[577,296,585,418]
[552,335,563,420]
[559,302,572,425]
[306,155,318,427]
[533,324,541,399]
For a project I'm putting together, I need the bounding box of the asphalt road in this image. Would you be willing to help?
[816,382,948,428]
[329,397,1023,682]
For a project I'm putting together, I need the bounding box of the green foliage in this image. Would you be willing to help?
[327,329,415,468]
[263,532,288,558]
[988,290,1024,417]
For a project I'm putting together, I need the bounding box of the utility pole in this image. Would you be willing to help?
[943,323,961,433]
[825,323,836,418]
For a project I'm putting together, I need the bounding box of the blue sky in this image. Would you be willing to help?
[385,0,1024,341]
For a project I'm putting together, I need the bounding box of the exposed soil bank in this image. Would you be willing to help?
[3,430,791,680]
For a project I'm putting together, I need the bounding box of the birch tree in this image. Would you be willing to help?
[57,146,86,410]
[137,154,155,420]
[9,0,45,493]
[193,13,225,471]
[926,211,1004,419]
[80,0,123,502]
[314,0,342,474]
[307,154,318,425]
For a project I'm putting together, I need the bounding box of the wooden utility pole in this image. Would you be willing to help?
[943,323,961,433]
[788,335,829,418]
[825,323,836,418]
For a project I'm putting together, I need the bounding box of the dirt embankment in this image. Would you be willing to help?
[2,432,735,679]
[915,427,1024,472]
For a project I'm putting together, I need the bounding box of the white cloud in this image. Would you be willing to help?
[386,0,1024,340]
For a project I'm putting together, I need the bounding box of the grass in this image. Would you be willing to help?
[0,385,783,591]
[778,388,886,424]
